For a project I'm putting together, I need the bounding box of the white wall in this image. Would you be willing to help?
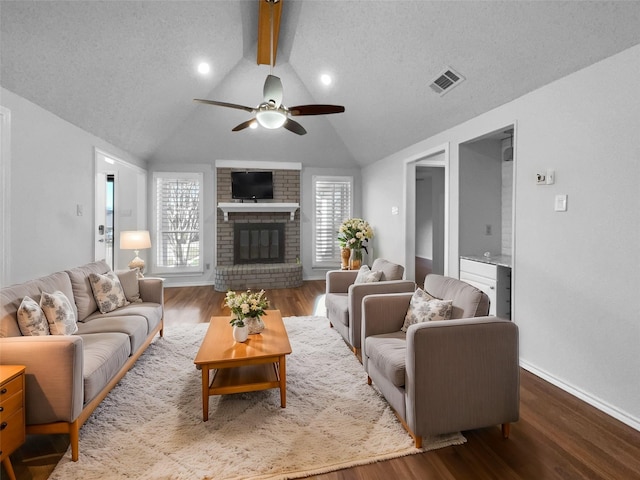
[363,44,640,430]
[1,88,146,285]
[459,139,502,256]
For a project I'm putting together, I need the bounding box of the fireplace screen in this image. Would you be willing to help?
[234,223,285,264]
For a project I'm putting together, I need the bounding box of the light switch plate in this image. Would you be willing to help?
[554,194,568,212]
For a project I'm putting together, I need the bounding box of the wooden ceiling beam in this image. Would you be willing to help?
[257,0,282,66]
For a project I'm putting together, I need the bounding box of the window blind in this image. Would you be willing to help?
[154,172,203,272]
[313,176,353,266]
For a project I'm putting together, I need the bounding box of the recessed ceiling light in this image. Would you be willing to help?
[197,62,211,75]
[320,74,332,86]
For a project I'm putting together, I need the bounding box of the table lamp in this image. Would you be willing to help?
[120,230,152,277]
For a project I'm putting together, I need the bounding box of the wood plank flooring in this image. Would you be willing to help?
[5,281,640,479]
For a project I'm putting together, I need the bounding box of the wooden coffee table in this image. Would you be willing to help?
[193,309,292,421]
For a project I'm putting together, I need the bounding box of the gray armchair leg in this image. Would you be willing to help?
[367,376,372,385]
[502,423,511,438]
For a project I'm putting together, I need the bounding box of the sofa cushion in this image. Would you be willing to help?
[66,260,111,321]
[83,303,163,335]
[80,332,131,404]
[76,315,149,353]
[325,293,349,327]
[354,265,382,284]
[40,291,78,335]
[116,269,142,303]
[17,296,50,336]
[424,274,489,319]
[89,271,130,314]
[402,288,452,332]
[371,258,404,281]
[365,331,407,387]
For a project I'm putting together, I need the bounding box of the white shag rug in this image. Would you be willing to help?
[51,316,465,480]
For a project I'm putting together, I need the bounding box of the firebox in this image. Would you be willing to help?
[234,223,285,264]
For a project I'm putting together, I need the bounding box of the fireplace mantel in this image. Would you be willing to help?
[218,202,299,221]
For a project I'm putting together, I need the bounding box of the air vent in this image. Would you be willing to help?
[429,67,465,96]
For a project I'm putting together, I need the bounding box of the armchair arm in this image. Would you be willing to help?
[348,280,415,349]
[138,277,164,305]
[0,336,84,425]
[361,292,413,369]
[405,316,519,436]
[326,270,358,294]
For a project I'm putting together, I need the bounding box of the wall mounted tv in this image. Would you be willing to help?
[231,171,274,201]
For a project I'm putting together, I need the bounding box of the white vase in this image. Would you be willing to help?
[233,325,248,343]
[245,316,265,335]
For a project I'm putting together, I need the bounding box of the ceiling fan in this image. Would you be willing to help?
[193,0,345,135]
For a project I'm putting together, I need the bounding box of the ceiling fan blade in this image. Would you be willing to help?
[289,104,345,116]
[232,119,257,132]
[193,99,255,113]
[283,118,307,135]
[263,75,283,108]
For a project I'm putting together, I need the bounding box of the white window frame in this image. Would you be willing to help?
[152,172,204,274]
[312,175,353,268]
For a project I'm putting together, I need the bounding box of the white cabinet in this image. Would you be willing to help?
[460,258,511,319]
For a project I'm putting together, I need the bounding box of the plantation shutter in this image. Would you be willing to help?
[154,172,203,273]
[313,176,353,266]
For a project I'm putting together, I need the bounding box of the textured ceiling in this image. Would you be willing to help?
[2,1,640,168]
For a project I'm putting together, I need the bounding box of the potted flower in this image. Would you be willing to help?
[337,218,374,269]
[225,289,269,336]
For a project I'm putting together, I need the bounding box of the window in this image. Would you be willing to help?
[153,172,203,273]
[313,176,353,267]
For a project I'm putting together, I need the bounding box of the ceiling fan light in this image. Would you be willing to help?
[256,110,286,129]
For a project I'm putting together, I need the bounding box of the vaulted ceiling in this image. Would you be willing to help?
[2,1,639,168]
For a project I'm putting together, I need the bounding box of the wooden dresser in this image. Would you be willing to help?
[0,365,26,480]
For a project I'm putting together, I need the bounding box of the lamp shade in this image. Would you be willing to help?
[120,230,151,250]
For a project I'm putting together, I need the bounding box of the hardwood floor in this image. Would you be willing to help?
[5,281,640,479]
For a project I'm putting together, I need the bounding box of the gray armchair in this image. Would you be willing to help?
[325,258,415,353]
[361,274,519,448]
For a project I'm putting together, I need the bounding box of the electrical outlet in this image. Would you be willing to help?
[536,173,546,185]
[546,169,555,185]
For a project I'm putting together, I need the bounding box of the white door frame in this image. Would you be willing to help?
[403,143,450,281]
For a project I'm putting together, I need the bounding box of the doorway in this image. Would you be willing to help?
[415,166,445,286]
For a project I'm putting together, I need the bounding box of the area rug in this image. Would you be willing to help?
[51,316,465,480]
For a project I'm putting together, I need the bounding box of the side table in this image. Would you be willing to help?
[0,365,26,480]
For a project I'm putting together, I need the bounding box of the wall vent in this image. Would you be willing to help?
[429,67,465,96]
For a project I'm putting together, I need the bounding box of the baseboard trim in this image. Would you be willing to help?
[520,360,640,432]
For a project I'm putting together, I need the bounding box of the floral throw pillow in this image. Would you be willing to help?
[40,291,78,335]
[89,271,130,314]
[401,288,453,332]
[17,296,51,336]
[354,265,383,284]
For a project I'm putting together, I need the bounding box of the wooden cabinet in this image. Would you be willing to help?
[460,258,511,319]
[0,365,26,480]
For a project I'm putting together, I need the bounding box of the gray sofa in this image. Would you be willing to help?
[362,274,519,448]
[0,260,164,461]
[325,258,415,353]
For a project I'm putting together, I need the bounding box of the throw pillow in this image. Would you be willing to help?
[401,288,453,332]
[17,296,51,336]
[40,291,78,335]
[116,269,142,303]
[89,271,130,314]
[354,265,383,284]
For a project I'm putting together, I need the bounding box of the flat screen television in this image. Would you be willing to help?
[231,171,274,201]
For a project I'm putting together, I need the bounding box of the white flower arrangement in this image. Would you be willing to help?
[337,218,374,250]
[225,289,269,327]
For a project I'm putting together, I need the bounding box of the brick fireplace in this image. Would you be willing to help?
[214,167,303,291]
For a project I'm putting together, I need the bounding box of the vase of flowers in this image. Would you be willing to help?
[337,218,373,270]
[232,323,249,343]
[225,289,269,335]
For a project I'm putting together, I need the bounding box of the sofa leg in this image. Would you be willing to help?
[367,376,372,385]
[413,434,422,449]
[501,423,510,439]
[329,322,333,328]
[70,419,80,461]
